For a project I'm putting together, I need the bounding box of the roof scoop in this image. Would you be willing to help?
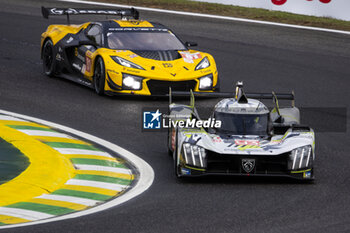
[235,81,248,103]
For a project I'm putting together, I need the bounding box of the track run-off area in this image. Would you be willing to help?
[0,0,349,232]
[0,109,153,229]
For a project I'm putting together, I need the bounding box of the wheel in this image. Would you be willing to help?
[42,39,55,77]
[173,132,182,178]
[214,78,220,92]
[174,149,181,178]
[93,57,106,95]
[167,126,174,156]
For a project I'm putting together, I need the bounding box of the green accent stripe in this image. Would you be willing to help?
[7,202,75,215]
[44,142,100,151]
[70,158,126,168]
[74,174,131,185]
[6,125,54,132]
[52,189,112,201]
[0,222,5,226]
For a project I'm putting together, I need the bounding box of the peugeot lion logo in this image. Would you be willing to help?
[242,159,255,173]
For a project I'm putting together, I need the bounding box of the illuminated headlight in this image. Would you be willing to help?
[198,74,213,90]
[288,145,312,170]
[195,57,210,70]
[111,56,145,70]
[122,74,143,90]
[182,143,207,168]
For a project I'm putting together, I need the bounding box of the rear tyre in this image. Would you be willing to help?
[42,39,55,77]
[167,126,174,156]
[93,57,106,95]
[173,132,182,179]
[174,150,181,178]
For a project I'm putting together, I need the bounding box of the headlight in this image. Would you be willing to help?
[111,56,145,70]
[198,74,213,90]
[122,74,143,90]
[288,145,312,170]
[195,57,210,70]
[182,143,207,168]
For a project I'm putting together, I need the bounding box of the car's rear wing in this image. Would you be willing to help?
[41,6,139,24]
[169,91,294,101]
[169,84,295,109]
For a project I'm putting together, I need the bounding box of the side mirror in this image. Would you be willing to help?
[185,41,198,47]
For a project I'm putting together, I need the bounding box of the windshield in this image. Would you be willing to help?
[214,112,268,136]
[107,31,187,51]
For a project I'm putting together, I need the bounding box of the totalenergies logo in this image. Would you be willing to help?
[272,0,331,5]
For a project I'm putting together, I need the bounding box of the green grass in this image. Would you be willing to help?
[90,0,350,31]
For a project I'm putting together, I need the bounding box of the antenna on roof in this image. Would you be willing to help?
[235,81,248,103]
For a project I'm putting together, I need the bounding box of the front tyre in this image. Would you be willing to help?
[42,39,55,77]
[93,57,106,95]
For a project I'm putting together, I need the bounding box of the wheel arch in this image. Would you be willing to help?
[41,37,53,59]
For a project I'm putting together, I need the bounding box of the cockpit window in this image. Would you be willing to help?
[214,112,268,136]
[107,31,186,51]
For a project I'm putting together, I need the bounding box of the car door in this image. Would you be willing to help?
[72,23,103,77]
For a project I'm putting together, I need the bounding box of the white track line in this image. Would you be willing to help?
[36,194,99,206]
[59,0,350,36]
[0,115,27,121]
[0,109,154,229]
[74,164,132,175]
[0,207,54,221]
[18,130,73,138]
[52,148,112,157]
[65,179,127,192]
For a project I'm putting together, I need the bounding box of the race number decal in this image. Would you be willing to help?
[180,52,202,63]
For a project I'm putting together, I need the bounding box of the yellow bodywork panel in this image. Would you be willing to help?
[115,20,154,27]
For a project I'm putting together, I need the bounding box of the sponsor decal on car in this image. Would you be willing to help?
[66,36,73,44]
[162,63,173,68]
[235,139,260,146]
[128,54,138,59]
[180,52,202,63]
[72,63,82,71]
[85,51,93,73]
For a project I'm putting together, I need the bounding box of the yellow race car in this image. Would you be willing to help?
[41,7,219,96]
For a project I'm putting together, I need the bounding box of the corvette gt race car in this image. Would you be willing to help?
[40,7,219,96]
[168,82,315,180]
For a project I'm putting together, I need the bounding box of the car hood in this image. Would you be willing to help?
[182,130,315,155]
[108,49,212,80]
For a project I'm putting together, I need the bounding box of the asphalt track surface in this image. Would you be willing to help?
[0,0,350,232]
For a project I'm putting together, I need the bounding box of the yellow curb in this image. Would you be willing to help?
[61,184,119,196]
[0,215,29,224]
[35,136,91,145]
[75,170,134,180]
[0,124,75,206]
[27,198,87,211]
